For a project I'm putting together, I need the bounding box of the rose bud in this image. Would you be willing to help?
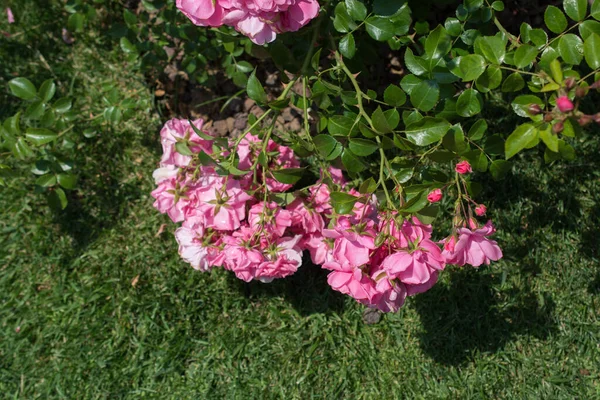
[564,78,576,90]
[455,160,472,175]
[578,115,593,127]
[529,104,542,115]
[556,96,574,113]
[544,113,554,122]
[575,86,587,98]
[552,122,564,134]
[594,113,600,124]
[427,189,443,203]
[475,204,487,216]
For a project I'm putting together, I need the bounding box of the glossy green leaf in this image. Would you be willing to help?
[339,34,356,59]
[384,84,406,107]
[271,168,304,185]
[349,138,379,156]
[405,117,452,146]
[502,72,525,92]
[345,0,367,21]
[25,128,58,145]
[425,25,452,60]
[475,36,506,65]
[410,80,440,112]
[9,77,37,100]
[456,89,483,117]
[559,34,584,65]
[247,69,267,104]
[48,187,68,210]
[563,0,587,21]
[545,6,568,34]
[57,173,77,189]
[365,17,395,41]
[36,174,57,187]
[490,160,511,180]
[313,134,343,160]
[330,191,358,214]
[584,33,600,69]
[505,123,538,159]
[514,44,538,67]
[38,80,56,102]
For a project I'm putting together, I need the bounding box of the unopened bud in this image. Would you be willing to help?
[594,113,600,124]
[556,96,574,113]
[552,122,564,134]
[529,104,542,115]
[576,86,587,98]
[590,80,600,90]
[544,113,554,122]
[564,77,576,90]
[578,115,593,127]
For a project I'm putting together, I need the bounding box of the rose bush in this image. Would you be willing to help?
[145,0,600,313]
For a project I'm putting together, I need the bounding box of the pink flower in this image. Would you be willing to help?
[176,0,320,45]
[308,184,333,214]
[382,216,432,249]
[288,199,324,234]
[455,160,472,174]
[175,217,225,271]
[194,178,254,231]
[151,177,193,222]
[152,165,179,184]
[327,268,378,302]
[327,166,346,186]
[6,7,14,24]
[475,204,487,216]
[300,232,329,265]
[427,188,443,203]
[370,266,407,312]
[160,118,213,168]
[443,220,503,267]
[556,96,574,113]
[255,235,304,282]
[381,240,445,285]
[248,201,293,237]
[322,217,376,270]
[266,144,301,192]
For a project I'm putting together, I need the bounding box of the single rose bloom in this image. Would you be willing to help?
[427,188,443,203]
[475,204,487,216]
[556,96,574,113]
[455,160,472,174]
[443,220,503,267]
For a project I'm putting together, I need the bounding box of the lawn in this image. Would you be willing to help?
[1,2,599,398]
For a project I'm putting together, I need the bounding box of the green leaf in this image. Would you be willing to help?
[13,138,33,159]
[475,36,506,65]
[476,65,503,93]
[456,89,483,117]
[38,80,56,102]
[579,20,600,39]
[400,190,429,213]
[404,48,429,76]
[120,37,138,54]
[48,187,68,210]
[502,72,525,92]
[491,1,505,11]
[405,117,452,146]
[464,0,484,12]
[530,29,548,47]
[247,69,267,104]
[345,0,367,21]
[372,107,392,133]
[330,192,358,214]
[559,34,584,65]
[25,101,46,120]
[57,173,77,189]
[505,123,538,159]
[365,17,395,41]
[328,115,356,136]
[25,128,58,145]
[549,59,564,84]
[333,3,357,33]
[452,54,487,81]
[271,168,304,185]
[349,138,378,156]
[54,98,72,114]
[539,124,559,152]
[490,160,511,180]
[9,77,37,100]
[468,119,488,141]
[410,80,440,112]
[384,84,406,107]
[445,18,462,37]
[313,134,343,160]
[341,149,366,172]
[511,95,544,118]
[67,13,85,32]
[359,177,378,194]
[514,44,538,67]
[35,174,57,187]
[175,142,193,156]
[584,33,600,69]
[563,0,587,21]
[593,0,600,20]
[425,25,452,60]
[545,6,568,34]
[339,34,356,59]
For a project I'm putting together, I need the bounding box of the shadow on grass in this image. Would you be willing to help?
[414,268,556,366]
[229,258,347,316]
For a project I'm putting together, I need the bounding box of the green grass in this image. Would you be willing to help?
[1,2,600,399]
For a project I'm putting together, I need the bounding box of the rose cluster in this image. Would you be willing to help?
[176,0,320,45]
[152,119,503,312]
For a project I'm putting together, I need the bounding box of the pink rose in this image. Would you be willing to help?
[194,178,254,231]
[427,188,443,203]
[288,199,324,234]
[151,177,193,222]
[255,235,303,282]
[160,118,213,168]
[381,239,445,285]
[556,96,574,113]
[475,204,487,216]
[248,201,293,237]
[6,7,14,24]
[455,160,472,174]
[443,220,503,267]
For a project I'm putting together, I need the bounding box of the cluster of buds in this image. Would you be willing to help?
[530,78,600,132]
